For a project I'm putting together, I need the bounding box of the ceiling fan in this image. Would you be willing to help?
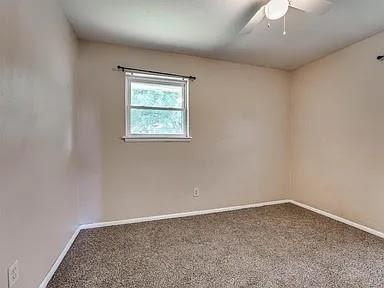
[240,0,333,35]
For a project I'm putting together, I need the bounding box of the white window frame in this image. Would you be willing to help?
[123,72,191,142]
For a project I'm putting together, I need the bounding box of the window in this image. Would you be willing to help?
[124,72,191,141]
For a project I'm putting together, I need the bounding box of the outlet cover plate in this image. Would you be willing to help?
[8,260,19,288]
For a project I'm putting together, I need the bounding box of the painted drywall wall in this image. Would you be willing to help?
[0,0,78,287]
[291,31,384,232]
[77,41,291,223]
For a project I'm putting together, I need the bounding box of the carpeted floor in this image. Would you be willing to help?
[47,204,384,287]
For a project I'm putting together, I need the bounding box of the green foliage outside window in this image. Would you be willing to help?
[131,83,182,108]
[130,83,184,135]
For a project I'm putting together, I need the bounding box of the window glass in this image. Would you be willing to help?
[130,109,184,135]
[125,73,190,139]
[131,82,183,108]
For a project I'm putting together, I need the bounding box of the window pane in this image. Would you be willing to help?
[130,108,184,135]
[131,82,183,108]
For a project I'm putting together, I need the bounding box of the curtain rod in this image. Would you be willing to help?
[116,65,196,81]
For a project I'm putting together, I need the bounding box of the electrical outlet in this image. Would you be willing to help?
[8,260,19,288]
[193,187,199,197]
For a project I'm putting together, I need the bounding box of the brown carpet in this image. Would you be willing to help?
[47,204,384,287]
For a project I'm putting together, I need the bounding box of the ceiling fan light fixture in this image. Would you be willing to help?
[265,0,289,20]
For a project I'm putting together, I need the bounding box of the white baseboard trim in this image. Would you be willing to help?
[80,199,290,230]
[39,199,289,287]
[40,198,384,287]
[289,200,384,239]
[39,227,81,288]
[80,199,384,239]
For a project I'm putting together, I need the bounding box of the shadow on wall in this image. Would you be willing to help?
[75,72,103,224]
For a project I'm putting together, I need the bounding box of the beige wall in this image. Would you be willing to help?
[291,31,384,232]
[2,3,382,285]
[0,0,78,287]
[77,41,291,223]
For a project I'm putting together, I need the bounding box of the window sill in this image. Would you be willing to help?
[121,136,192,143]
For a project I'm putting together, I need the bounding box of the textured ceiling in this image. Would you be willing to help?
[60,0,384,70]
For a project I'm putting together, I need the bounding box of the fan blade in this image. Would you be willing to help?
[240,5,266,34]
[289,0,333,15]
